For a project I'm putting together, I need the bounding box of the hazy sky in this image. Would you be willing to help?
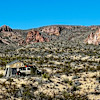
[0,0,100,29]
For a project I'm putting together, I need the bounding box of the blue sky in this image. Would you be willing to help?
[0,0,100,29]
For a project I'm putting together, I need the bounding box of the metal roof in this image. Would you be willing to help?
[7,60,20,66]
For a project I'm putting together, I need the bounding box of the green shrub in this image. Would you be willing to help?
[36,92,52,100]
[0,74,3,78]
[42,73,51,79]
[7,78,14,82]
[63,78,73,85]
[97,66,100,70]
[62,91,88,100]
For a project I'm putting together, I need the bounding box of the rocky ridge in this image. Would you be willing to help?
[0,25,12,32]
[84,28,100,45]
[0,25,100,47]
[38,25,60,36]
[0,25,24,45]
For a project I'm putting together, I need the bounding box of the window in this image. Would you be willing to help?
[19,67,26,70]
[12,68,17,75]
[27,67,30,70]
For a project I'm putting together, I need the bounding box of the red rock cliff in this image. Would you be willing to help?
[26,30,49,44]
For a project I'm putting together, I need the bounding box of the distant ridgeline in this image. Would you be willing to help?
[0,25,100,46]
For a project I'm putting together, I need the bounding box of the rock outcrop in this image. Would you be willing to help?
[26,30,49,44]
[1,25,100,46]
[0,37,10,45]
[0,25,12,32]
[0,25,25,45]
[84,29,100,45]
[39,26,60,36]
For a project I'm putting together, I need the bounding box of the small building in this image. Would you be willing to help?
[5,60,24,77]
[5,60,40,78]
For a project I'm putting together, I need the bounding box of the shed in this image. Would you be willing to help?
[4,60,41,78]
[5,60,25,77]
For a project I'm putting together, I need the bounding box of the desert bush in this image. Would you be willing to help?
[36,92,52,100]
[96,77,100,83]
[63,78,73,85]
[62,91,88,100]
[0,73,3,78]
[42,73,51,80]
[96,66,100,70]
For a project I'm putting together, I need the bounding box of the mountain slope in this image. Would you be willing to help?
[0,24,99,48]
[0,25,24,45]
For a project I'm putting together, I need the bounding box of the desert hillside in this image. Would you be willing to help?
[0,25,100,100]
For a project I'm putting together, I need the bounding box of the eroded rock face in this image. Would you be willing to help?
[84,29,100,45]
[0,25,25,45]
[26,30,49,44]
[39,26,60,36]
[0,25,12,32]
